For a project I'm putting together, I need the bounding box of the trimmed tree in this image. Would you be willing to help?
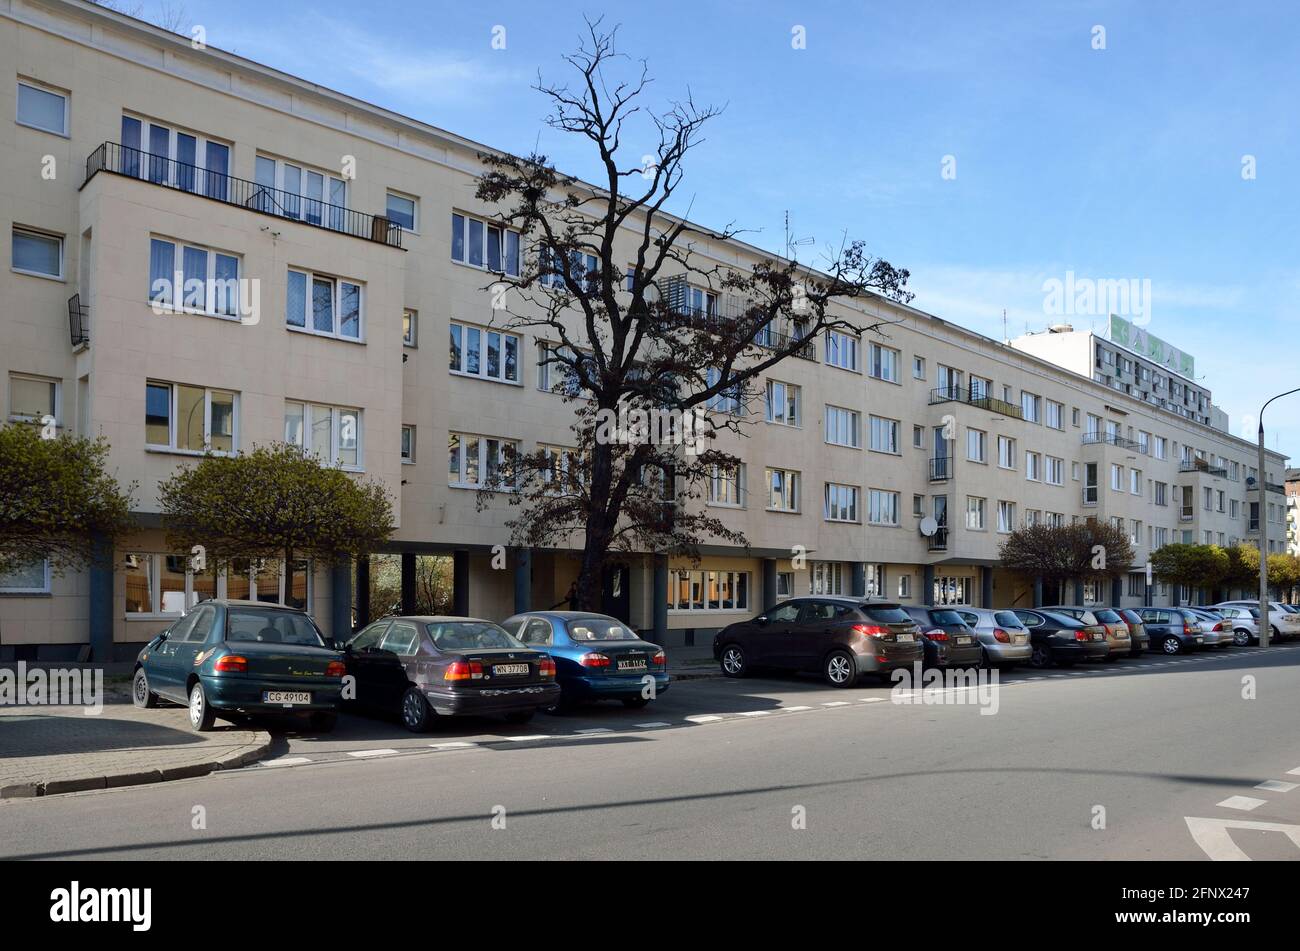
[998,521,1134,599]
[0,423,136,576]
[473,21,913,609]
[158,443,395,577]
[1150,543,1229,604]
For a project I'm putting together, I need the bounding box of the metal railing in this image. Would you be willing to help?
[1081,432,1143,451]
[928,385,1024,419]
[929,456,952,482]
[84,142,403,248]
[927,527,949,552]
[1179,461,1228,477]
[67,294,89,347]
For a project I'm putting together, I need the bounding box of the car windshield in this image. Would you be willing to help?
[569,617,639,641]
[930,609,966,626]
[1093,609,1122,623]
[993,611,1023,628]
[425,621,523,651]
[226,608,325,646]
[861,606,911,624]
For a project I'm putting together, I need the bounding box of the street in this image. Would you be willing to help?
[4,644,1300,860]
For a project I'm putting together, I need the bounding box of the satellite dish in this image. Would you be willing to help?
[919,516,939,537]
[1246,476,1258,487]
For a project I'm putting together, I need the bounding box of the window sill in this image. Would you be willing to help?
[0,590,52,597]
[450,258,520,279]
[145,446,237,458]
[16,120,70,138]
[449,370,523,386]
[11,267,64,282]
[286,324,365,345]
[147,302,243,322]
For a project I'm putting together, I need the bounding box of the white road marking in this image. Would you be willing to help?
[1217,795,1268,811]
[737,710,771,717]
[1186,817,1300,861]
[859,697,886,703]
[1287,767,1300,776]
[430,741,477,750]
[635,721,670,728]
[503,735,550,742]
[261,757,312,768]
[346,749,398,759]
[684,715,723,723]
[1255,780,1299,793]
[783,706,813,712]
[575,727,613,734]
[822,701,851,707]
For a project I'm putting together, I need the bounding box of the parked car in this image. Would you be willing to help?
[1213,600,1300,641]
[950,607,1033,668]
[1115,609,1149,656]
[133,599,345,732]
[1013,609,1110,668]
[341,616,559,731]
[501,611,669,712]
[1184,607,1231,648]
[900,606,985,669]
[1210,604,1262,646]
[1134,607,1206,654]
[713,598,924,686]
[1039,606,1130,660]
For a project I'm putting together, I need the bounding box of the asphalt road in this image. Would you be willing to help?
[4,644,1300,860]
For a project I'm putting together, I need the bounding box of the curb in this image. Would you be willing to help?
[669,669,721,682]
[0,731,273,800]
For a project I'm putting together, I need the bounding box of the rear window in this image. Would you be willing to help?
[425,621,523,651]
[1119,610,1142,623]
[861,606,911,624]
[930,609,966,626]
[1041,611,1084,628]
[569,617,639,641]
[1093,609,1122,623]
[226,609,325,646]
[993,611,1023,628]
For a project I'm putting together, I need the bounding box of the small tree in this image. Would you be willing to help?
[158,443,395,577]
[1150,543,1229,603]
[1223,544,1258,594]
[998,521,1133,599]
[0,424,136,576]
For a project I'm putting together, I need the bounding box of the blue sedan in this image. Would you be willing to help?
[501,611,670,713]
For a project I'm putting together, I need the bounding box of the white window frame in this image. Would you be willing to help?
[826,405,861,448]
[448,432,519,490]
[123,553,313,617]
[869,415,900,454]
[824,482,861,523]
[765,380,801,427]
[145,381,239,456]
[997,435,1016,470]
[0,558,51,594]
[125,114,234,197]
[254,153,348,225]
[148,236,242,318]
[7,372,61,427]
[1021,391,1041,423]
[967,428,986,463]
[1025,450,1041,482]
[452,212,522,276]
[16,79,69,136]
[1045,455,1064,486]
[868,343,900,382]
[966,496,986,530]
[401,425,416,464]
[284,401,363,471]
[824,331,860,372]
[997,500,1016,533]
[707,464,746,508]
[403,308,418,348]
[385,190,419,232]
[669,569,750,612]
[867,488,899,526]
[765,467,800,513]
[450,321,522,384]
[286,268,365,341]
[11,226,64,280]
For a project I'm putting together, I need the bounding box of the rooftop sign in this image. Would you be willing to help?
[1109,314,1194,380]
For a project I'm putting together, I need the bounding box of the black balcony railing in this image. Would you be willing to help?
[927,527,949,552]
[753,325,817,361]
[1081,432,1143,451]
[67,294,89,347]
[929,456,952,482]
[928,385,1024,419]
[84,142,403,248]
[1179,461,1228,477]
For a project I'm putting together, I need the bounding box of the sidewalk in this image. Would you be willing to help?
[665,645,719,680]
[0,703,271,798]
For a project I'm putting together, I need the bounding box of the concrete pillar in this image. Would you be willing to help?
[762,558,779,611]
[88,533,114,661]
[330,559,352,642]
[923,564,935,605]
[1073,580,1085,605]
[400,551,417,615]
[1033,577,1044,607]
[355,554,371,626]
[851,563,866,598]
[980,566,993,608]
[1111,576,1123,608]
[514,547,532,614]
[452,550,470,616]
[652,554,668,643]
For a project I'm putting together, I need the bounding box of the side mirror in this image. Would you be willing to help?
[754,616,769,626]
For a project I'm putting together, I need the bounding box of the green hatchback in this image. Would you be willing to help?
[132,599,346,732]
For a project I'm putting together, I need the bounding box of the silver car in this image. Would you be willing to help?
[1214,600,1300,641]
[952,607,1034,667]
[1209,604,1261,646]
[1184,607,1229,647]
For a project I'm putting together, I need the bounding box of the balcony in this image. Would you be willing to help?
[927,527,949,552]
[928,386,1024,419]
[751,324,817,361]
[1081,432,1143,451]
[83,142,403,248]
[67,294,89,348]
[1180,461,1228,477]
[929,456,952,482]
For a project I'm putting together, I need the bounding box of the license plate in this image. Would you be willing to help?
[956,636,972,645]
[617,659,647,671]
[1195,637,1203,643]
[493,664,530,676]
[896,633,914,642]
[264,691,310,705]
[1014,634,1026,644]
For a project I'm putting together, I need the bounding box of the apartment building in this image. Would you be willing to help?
[0,0,1289,660]
[1286,469,1300,557]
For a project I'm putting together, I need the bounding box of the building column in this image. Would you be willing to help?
[330,558,352,643]
[980,566,993,608]
[652,554,668,644]
[88,533,114,661]
[355,555,371,627]
[514,547,532,614]
[1033,577,1044,607]
[762,558,778,612]
[850,563,866,598]
[1110,576,1123,608]
[400,551,417,615]
[452,549,470,616]
[923,564,935,605]
[1073,580,1085,605]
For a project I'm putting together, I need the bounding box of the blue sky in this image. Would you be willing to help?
[161,0,1298,458]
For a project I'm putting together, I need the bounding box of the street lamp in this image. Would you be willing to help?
[1256,387,1300,647]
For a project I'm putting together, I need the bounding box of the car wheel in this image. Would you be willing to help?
[621,698,650,709]
[1029,645,1052,669]
[823,650,857,688]
[308,712,337,732]
[132,668,158,709]
[1233,628,1251,647]
[188,682,216,732]
[504,711,534,725]
[400,686,432,733]
[720,644,747,678]
[1161,635,1182,655]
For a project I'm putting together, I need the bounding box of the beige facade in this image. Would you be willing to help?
[0,0,1289,659]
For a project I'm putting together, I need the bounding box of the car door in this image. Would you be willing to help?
[149,610,201,698]
[372,620,423,711]
[749,601,801,666]
[791,600,839,670]
[171,605,217,683]
[343,620,390,709]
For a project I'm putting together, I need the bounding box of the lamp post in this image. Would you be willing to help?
[1256,387,1300,647]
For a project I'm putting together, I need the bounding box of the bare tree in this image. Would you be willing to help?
[474,20,913,610]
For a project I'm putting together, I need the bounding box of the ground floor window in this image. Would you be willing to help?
[776,571,794,599]
[123,553,310,616]
[810,561,844,595]
[932,575,971,605]
[865,563,885,598]
[671,569,749,611]
[0,558,50,594]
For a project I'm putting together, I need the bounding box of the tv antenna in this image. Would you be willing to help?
[784,211,813,259]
